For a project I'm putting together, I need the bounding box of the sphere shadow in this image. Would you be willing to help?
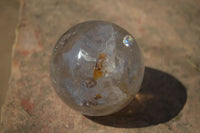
[85,67,187,128]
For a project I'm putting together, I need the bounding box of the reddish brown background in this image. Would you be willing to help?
[1,0,200,132]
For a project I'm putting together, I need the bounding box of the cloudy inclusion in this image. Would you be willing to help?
[50,21,144,116]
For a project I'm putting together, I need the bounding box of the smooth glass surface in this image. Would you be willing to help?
[50,21,144,116]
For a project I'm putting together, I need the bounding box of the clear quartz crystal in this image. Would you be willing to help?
[50,21,144,116]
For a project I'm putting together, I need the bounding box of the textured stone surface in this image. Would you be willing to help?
[1,0,200,132]
[50,21,144,116]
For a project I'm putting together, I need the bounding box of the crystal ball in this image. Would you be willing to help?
[50,21,144,116]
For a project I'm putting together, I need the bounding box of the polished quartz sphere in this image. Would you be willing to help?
[50,21,144,116]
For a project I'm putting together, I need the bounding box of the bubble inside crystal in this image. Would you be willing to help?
[50,21,144,116]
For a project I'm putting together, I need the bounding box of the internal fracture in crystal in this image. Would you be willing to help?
[50,21,144,116]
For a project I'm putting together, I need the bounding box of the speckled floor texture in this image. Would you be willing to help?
[1,0,200,132]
